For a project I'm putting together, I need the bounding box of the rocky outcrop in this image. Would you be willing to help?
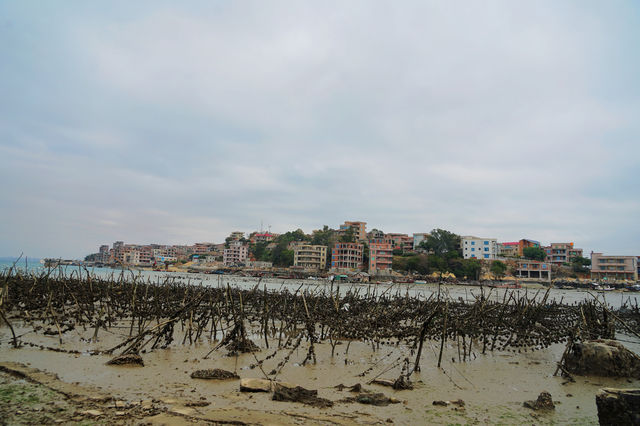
[596,388,640,425]
[564,340,640,378]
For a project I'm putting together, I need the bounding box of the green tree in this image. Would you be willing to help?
[404,255,430,274]
[571,256,591,273]
[462,258,482,280]
[427,255,447,272]
[490,260,507,280]
[420,229,461,257]
[340,227,355,243]
[311,225,335,246]
[250,241,270,262]
[523,247,546,261]
[271,241,294,267]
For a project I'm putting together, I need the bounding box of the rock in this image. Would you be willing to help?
[596,388,640,425]
[80,409,103,416]
[170,407,198,416]
[106,353,144,366]
[190,369,239,380]
[240,378,272,392]
[523,391,555,410]
[433,400,449,406]
[272,384,333,408]
[564,340,640,378]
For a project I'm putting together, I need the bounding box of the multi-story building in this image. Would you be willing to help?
[369,243,393,275]
[193,242,215,254]
[499,242,519,258]
[591,253,638,282]
[111,241,125,264]
[293,245,327,271]
[516,260,551,281]
[367,229,385,241]
[385,233,414,253]
[98,245,110,262]
[223,242,248,266]
[543,243,583,265]
[137,246,153,265]
[331,242,363,272]
[339,221,367,242]
[229,231,245,241]
[413,233,430,251]
[518,239,541,257]
[461,236,498,260]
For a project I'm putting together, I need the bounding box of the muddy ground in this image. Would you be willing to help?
[2,320,639,425]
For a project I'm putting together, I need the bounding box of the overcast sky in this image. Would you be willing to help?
[1,1,639,258]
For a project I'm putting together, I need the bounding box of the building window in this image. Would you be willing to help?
[471,241,475,245]
[471,248,475,252]
[484,254,489,259]
[484,241,489,245]
[484,247,489,252]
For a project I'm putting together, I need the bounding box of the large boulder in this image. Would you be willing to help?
[596,388,640,425]
[564,340,640,378]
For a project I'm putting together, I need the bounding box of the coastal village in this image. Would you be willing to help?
[79,220,640,285]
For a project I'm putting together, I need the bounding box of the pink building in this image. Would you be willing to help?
[331,242,363,272]
[369,243,393,275]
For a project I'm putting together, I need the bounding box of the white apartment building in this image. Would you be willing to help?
[461,236,498,260]
[223,241,248,266]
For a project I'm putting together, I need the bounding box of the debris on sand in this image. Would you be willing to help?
[564,340,640,378]
[432,399,465,407]
[106,353,144,366]
[184,400,211,407]
[334,383,362,392]
[372,376,414,390]
[190,369,239,380]
[226,338,260,356]
[523,391,555,410]
[272,384,334,408]
[239,378,295,393]
[596,388,640,425]
[341,392,402,407]
[392,375,414,390]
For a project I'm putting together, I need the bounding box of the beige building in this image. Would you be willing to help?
[294,245,327,271]
[339,221,367,242]
[591,253,638,282]
[516,260,551,281]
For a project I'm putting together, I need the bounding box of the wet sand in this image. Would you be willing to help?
[3,317,638,425]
